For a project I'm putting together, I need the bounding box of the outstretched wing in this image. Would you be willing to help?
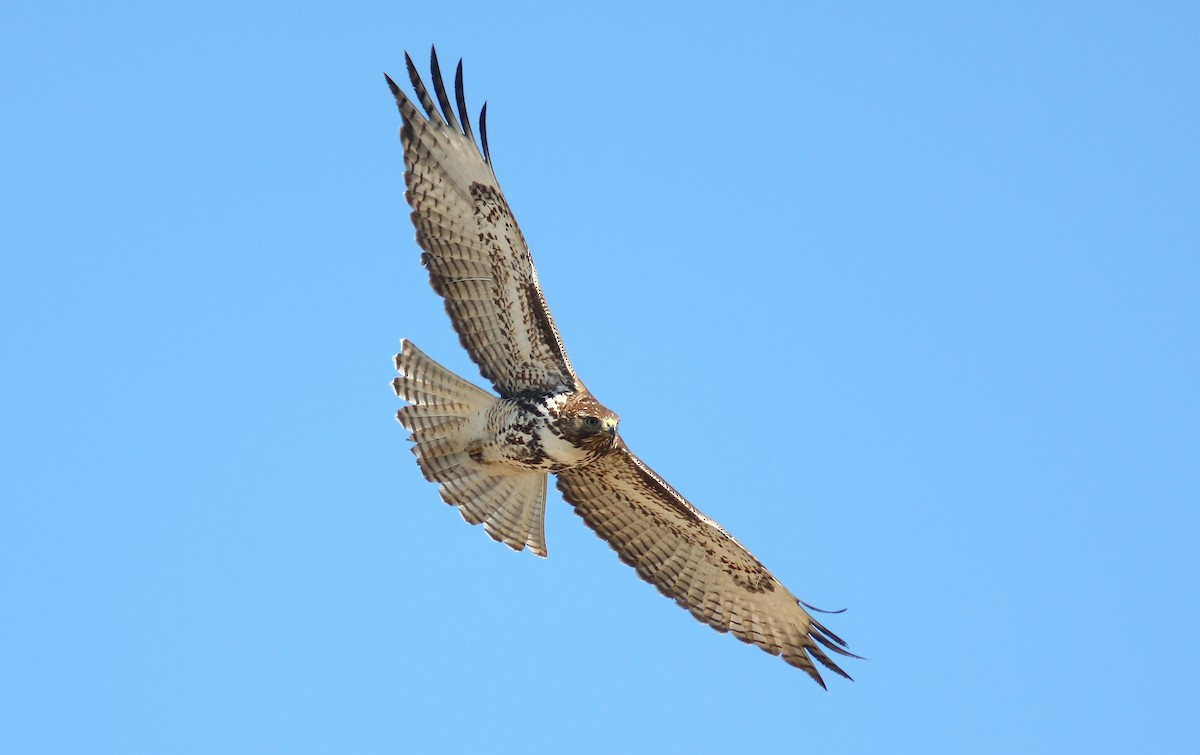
[555,445,858,686]
[386,48,578,397]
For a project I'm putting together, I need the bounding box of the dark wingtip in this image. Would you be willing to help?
[428,45,460,131]
[384,72,403,103]
[454,58,475,146]
[803,664,830,690]
[404,50,418,82]
[801,600,849,615]
[393,47,494,169]
[479,101,491,164]
[402,48,441,125]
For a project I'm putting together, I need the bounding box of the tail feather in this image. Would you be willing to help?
[396,404,477,436]
[394,339,549,556]
[393,340,494,407]
[443,473,548,557]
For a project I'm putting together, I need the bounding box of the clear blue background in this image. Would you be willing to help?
[3,2,1197,752]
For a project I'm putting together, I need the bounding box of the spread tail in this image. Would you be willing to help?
[393,339,549,556]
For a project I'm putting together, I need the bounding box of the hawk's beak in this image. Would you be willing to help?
[605,418,618,437]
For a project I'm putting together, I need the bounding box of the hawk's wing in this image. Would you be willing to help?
[555,444,858,686]
[386,49,579,397]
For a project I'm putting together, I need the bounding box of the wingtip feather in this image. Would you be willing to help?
[479,101,491,164]
[428,46,461,132]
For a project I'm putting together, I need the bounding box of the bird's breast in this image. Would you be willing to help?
[471,393,594,472]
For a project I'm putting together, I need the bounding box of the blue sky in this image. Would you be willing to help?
[3,1,1198,752]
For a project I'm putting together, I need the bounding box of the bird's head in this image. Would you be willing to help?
[557,392,620,453]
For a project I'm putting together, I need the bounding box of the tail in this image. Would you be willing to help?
[393,340,549,557]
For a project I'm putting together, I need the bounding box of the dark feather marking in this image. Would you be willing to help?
[522,281,572,392]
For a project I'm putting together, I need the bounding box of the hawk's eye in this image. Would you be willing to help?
[584,416,601,429]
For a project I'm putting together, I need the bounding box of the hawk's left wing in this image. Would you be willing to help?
[386,49,579,397]
[555,445,858,686]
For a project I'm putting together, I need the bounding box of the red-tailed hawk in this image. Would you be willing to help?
[387,48,858,686]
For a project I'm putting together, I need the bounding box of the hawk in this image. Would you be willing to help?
[386,48,858,686]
